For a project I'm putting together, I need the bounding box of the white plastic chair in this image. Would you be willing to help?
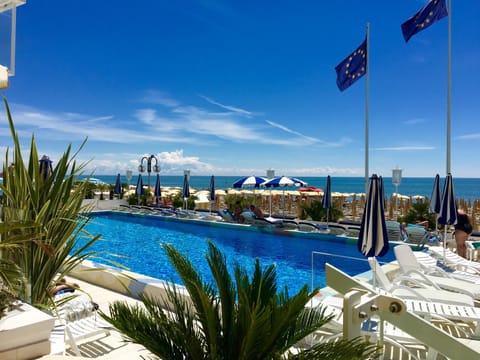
[51,294,111,356]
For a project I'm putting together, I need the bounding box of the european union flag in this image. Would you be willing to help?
[401,0,448,42]
[335,39,367,92]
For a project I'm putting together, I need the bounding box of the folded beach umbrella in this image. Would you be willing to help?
[322,175,332,228]
[357,174,389,258]
[135,174,144,196]
[114,173,122,197]
[39,154,53,180]
[429,174,441,230]
[438,173,458,258]
[182,174,190,210]
[209,175,215,201]
[154,174,161,205]
[209,175,215,213]
[430,174,441,214]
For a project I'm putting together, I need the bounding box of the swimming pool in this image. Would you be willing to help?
[78,212,395,294]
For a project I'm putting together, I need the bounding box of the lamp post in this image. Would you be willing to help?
[139,155,160,195]
[392,167,402,219]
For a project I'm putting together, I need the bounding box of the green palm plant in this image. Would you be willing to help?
[102,241,378,359]
[300,200,343,222]
[0,98,101,306]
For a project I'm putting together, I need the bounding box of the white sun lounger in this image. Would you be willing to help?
[410,247,480,284]
[325,263,480,359]
[428,246,480,273]
[307,295,425,360]
[367,257,475,306]
[394,244,480,301]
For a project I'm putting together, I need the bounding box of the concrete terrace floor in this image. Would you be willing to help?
[39,277,153,359]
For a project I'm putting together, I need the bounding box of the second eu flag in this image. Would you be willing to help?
[401,0,448,43]
[335,38,367,92]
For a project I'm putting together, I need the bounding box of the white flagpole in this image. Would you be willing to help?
[446,0,452,175]
[365,23,370,194]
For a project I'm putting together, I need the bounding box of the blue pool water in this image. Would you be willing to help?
[78,212,395,294]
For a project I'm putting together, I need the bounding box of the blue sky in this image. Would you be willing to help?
[0,0,479,178]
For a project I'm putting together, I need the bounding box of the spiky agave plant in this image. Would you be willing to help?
[0,97,101,306]
[103,241,378,359]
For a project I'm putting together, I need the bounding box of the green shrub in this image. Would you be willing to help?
[398,202,436,230]
[300,200,343,222]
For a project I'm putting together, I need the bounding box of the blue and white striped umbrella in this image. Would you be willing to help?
[233,175,267,188]
[322,175,332,227]
[135,174,144,196]
[437,173,457,226]
[154,174,161,204]
[261,176,307,188]
[114,173,122,196]
[261,176,307,218]
[357,174,389,258]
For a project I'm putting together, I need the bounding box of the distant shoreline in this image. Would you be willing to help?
[82,175,480,201]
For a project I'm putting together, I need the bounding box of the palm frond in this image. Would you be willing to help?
[0,97,101,306]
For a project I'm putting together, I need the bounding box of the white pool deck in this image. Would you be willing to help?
[38,277,153,359]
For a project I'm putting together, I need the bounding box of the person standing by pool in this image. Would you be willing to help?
[454,208,472,258]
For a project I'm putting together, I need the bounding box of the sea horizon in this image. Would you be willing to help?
[83,175,480,201]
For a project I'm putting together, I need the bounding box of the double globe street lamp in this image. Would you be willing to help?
[139,155,160,193]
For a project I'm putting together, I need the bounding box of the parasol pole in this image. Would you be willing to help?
[446,0,452,175]
[364,22,370,194]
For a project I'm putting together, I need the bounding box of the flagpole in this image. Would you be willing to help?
[365,22,370,195]
[446,0,452,175]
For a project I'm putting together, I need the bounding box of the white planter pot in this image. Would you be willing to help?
[0,302,55,359]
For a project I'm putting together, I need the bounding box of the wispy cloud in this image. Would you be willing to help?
[199,95,253,117]
[3,92,354,152]
[404,117,426,125]
[266,120,318,142]
[457,133,480,140]
[140,90,180,108]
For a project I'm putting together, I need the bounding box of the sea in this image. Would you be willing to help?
[83,175,480,201]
